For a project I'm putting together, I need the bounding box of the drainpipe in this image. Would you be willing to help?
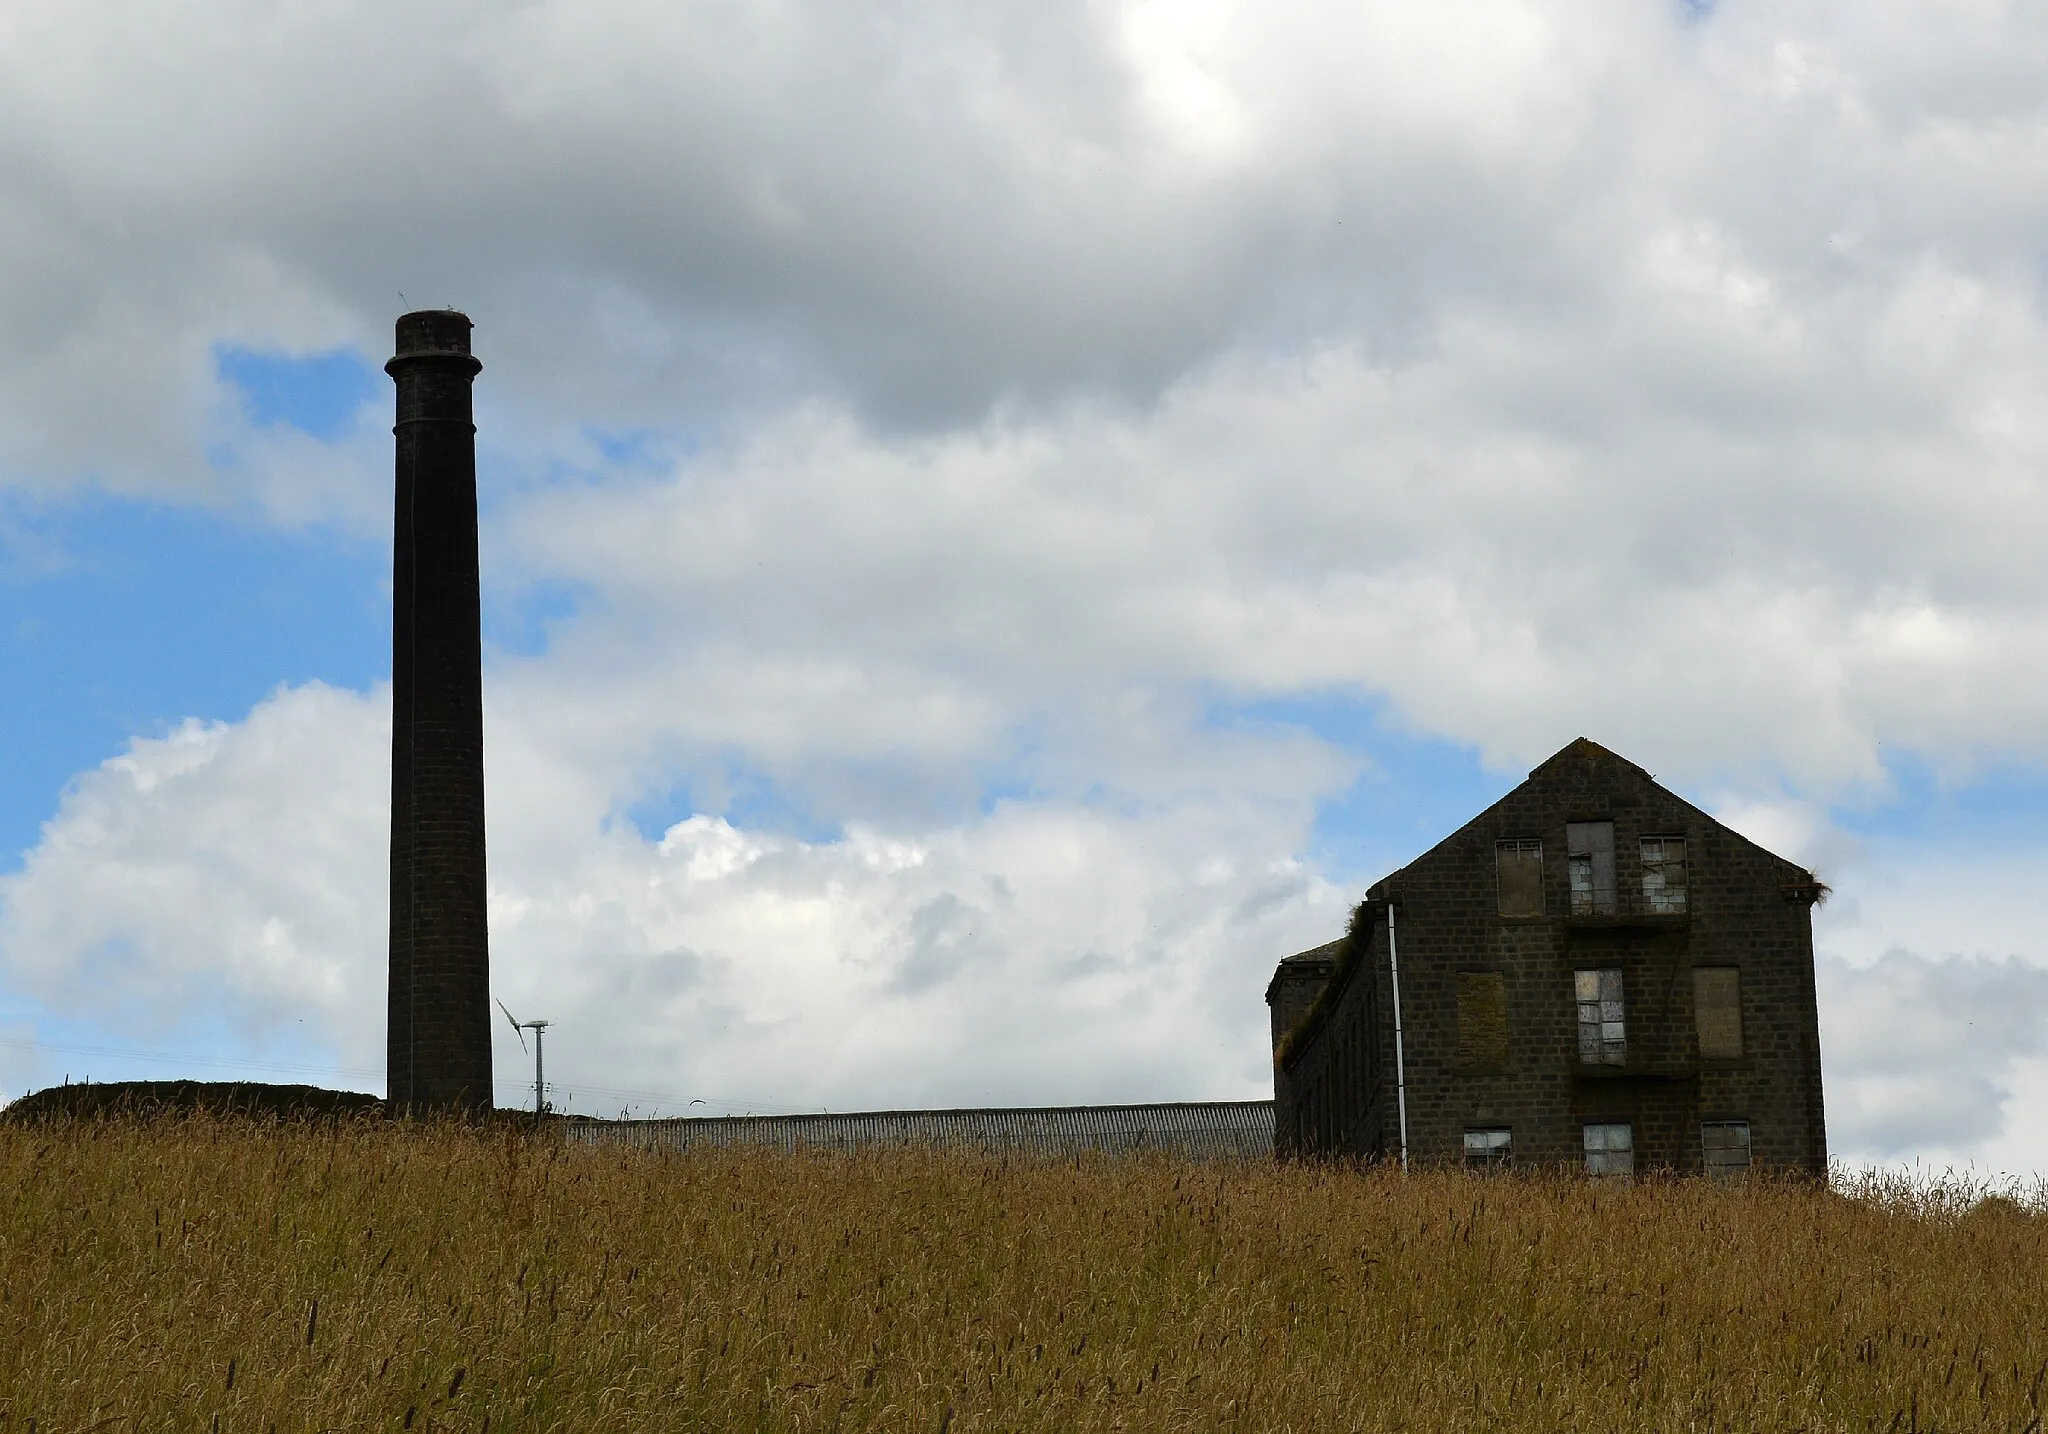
[1387,898,1410,1172]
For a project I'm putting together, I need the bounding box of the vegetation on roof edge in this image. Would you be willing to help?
[1274,896,1375,1070]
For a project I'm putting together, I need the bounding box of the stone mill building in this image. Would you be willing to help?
[1267,739,1828,1175]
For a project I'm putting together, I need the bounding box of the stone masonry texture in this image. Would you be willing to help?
[386,310,493,1113]
[1268,739,1828,1174]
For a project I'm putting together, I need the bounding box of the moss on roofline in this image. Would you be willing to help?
[1274,895,1378,1071]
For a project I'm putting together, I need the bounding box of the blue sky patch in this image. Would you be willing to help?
[585,427,683,471]
[483,577,589,659]
[624,765,845,847]
[216,345,381,443]
[0,997,382,1101]
[0,495,388,869]
[1832,753,2048,851]
[1202,692,1518,884]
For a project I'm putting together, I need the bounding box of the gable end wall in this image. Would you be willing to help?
[1276,744,1827,1173]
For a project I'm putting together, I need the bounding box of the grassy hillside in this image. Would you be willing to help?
[1,1117,2041,1431]
[2,1080,383,1123]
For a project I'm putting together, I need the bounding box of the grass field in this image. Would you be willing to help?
[1,1117,2043,1432]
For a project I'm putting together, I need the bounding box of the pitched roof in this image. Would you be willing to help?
[567,1101,1274,1160]
[1527,735,1652,781]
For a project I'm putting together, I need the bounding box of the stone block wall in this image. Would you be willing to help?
[1273,739,1827,1174]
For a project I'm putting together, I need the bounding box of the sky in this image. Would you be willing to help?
[1,0,2045,1175]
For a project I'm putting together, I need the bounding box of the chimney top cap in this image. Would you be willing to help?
[394,309,473,357]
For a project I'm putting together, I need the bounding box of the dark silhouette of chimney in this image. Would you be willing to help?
[385,310,492,1112]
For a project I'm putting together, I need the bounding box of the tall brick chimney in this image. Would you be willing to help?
[385,310,492,1112]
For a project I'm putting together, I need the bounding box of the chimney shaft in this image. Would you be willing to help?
[385,311,492,1113]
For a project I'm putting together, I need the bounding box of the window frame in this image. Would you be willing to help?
[1575,967,1627,1066]
[1639,835,1689,914]
[1567,820,1618,916]
[1583,1121,1634,1176]
[1692,966,1744,1060]
[1495,839,1545,918]
[1701,1120,1752,1180]
[1463,1127,1513,1167]
[1455,970,1510,1073]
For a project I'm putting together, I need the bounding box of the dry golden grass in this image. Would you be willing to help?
[1,1118,2043,1432]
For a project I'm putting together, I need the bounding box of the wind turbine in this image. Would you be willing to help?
[497,999,551,1117]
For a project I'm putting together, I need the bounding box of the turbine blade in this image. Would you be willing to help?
[496,999,527,1053]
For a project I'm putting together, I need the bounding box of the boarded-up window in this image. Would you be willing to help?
[1584,1122,1634,1176]
[1567,821,1617,915]
[1496,840,1543,917]
[1457,972,1509,1072]
[1641,836,1688,913]
[1464,1128,1513,1166]
[1575,968,1626,1065]
[1694,967,1743,1059]
[1702,1121,1751,1179]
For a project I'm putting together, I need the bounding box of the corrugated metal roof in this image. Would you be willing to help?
[566,1100,1274,1160]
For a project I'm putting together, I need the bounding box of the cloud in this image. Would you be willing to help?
[0,680,1349,1113]
[1,3,2043,483]
[6,1,2048,787]
[488,334,2048,806]
[0,683,388,1040]
[1818,949,2048,1161]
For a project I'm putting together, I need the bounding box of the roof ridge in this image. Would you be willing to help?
[1528,736,1652,780]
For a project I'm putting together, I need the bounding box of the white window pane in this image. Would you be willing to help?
[1575,970,1601,1001]
[1600,970,1624,1000]
[1465,1129,1513,1165]
[1585,1122,1632,1151]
